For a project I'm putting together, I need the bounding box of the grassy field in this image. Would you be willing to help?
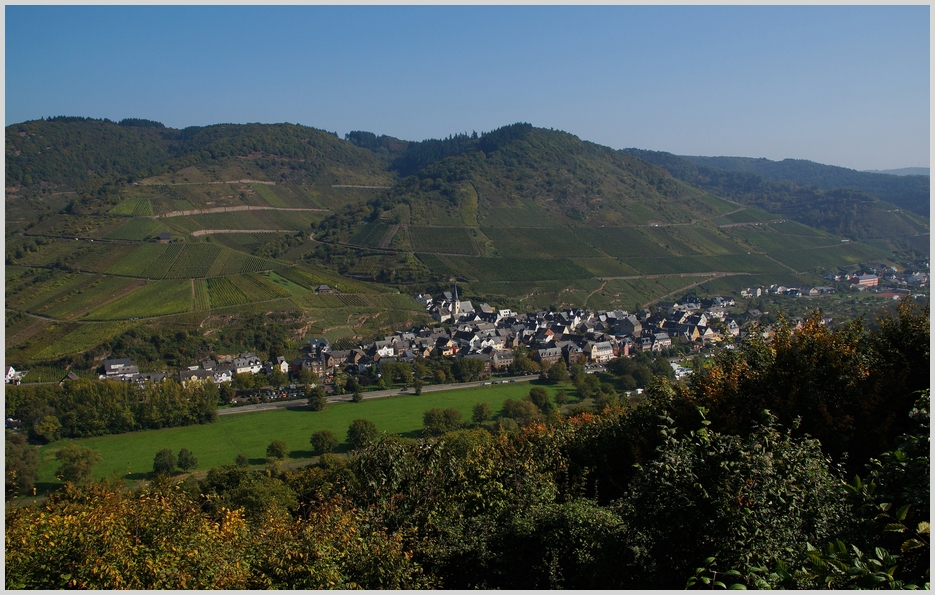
[32,381,575,488]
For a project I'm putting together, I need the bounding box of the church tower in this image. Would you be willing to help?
[451,283,461,319]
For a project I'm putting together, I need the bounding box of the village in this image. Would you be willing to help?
[6,256,927,399]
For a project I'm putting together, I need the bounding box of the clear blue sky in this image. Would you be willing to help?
[5,5,929,171]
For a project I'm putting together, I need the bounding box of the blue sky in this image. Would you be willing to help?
[5,5,929,170]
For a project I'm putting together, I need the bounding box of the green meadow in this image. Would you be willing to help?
[33,381,574,488]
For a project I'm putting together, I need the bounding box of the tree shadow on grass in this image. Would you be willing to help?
[289,449,315,459]
[282,405,316,414]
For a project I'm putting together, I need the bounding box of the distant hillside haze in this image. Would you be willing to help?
[678,155,930,217]
[863,167,929,177]
[624,148,929,246]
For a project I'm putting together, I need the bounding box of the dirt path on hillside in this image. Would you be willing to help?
[583,280,608,308]
[155,205,329,219]
[331,184,392,189]
[645,272,752,306]
[62,278,148,320]
[140,179,277,186]
[190,229,288,236]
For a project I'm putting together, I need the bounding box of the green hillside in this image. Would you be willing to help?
[5,119,926,374]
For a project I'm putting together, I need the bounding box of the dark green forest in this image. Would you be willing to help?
[6,300,929,589]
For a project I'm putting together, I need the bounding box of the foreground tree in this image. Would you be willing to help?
[5,430,38,496]
[623,409,847,589]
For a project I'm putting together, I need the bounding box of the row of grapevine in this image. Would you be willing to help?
[164,244,223,279]
[140,244,184,279]
[243,272,292,298]
[206,277,249,308]
[193,279,210,311]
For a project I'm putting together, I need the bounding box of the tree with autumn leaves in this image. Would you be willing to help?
[5,299,928,589]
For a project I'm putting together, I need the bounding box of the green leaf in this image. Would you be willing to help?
[895,504,910,521]
[884,523,907,533]
[901,538,925,552]
[727,584,747,590]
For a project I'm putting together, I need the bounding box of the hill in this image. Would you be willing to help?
[864,167,929,177]
[623,148,929,250]
[679,155,930,217]
[5,118,925,375]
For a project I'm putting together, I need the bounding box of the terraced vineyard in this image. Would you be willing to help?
[33,321,132,360]
[349,222,394,248]
[193,278,210,310]
[110,198,154,216]
[104,218,165,241]
[165,244,222,278]
[483,227,602,258]
[410,226,480,255]
[206,277,249,308]
[84,279,192,320]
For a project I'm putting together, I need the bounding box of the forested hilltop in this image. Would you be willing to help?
[681,154,930,217]
[5,300,929,589]
[623,148,929,248]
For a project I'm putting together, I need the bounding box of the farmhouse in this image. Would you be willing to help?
[852,274,879,289]
[156,232,172,243]
[5,366,24,385]
[102,358,139,379]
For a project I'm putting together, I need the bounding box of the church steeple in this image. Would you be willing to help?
[451,283,460,318]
